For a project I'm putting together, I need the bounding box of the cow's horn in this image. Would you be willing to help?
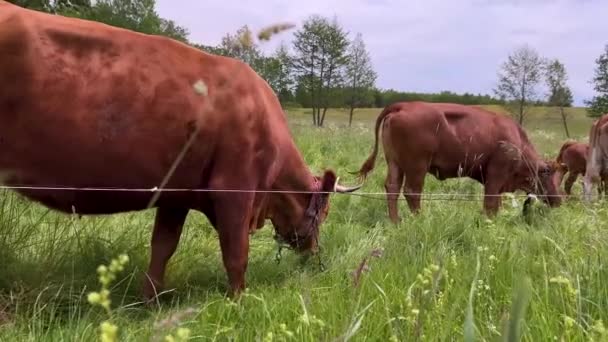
[334,177,363,193]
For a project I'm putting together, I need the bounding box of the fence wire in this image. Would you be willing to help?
[0,184,586,202]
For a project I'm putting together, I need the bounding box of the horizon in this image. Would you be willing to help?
[155,0,608,107]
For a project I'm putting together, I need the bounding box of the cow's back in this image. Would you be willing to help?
[380,102,526,180]
[383,102,521,155]
[0,3,283,214]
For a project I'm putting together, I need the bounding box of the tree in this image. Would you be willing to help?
[344,33,377,126]
[273,43,295,104]
[216,25,263,68]
[318,17,350,126]
[494,45,545,126]
[10,0,192,42]
[7,0,54,11]
[291,15,350,127]
[291,15,325,126]
[194,43,226,56]
[585,44,608,117]
[157,18,190,43]
[7,0,91,14]
[545,59,574,137]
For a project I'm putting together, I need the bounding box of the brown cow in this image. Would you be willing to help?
[354,102,561,222]
[0,2,361,300]
[553,140,591,196]
[583,113,608,201]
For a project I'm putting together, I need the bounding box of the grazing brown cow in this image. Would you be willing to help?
[354,102,561,222]
[0,1,361,300]
[583,113,608,201]
[553,141,591,196]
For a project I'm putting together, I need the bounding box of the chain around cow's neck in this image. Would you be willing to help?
[274,185,327,272]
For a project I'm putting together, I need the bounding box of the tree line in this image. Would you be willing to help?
[494,43,608,136]
[9,0,608,129]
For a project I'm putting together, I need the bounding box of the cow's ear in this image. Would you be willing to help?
[319,170,338,193]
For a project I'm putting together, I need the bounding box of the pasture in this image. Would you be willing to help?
[0,106,607,341]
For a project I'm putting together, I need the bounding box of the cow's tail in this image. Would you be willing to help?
[352,104,399,180]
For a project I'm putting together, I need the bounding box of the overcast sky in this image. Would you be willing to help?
[156,0,607,106]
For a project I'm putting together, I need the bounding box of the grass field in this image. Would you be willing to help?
[1,105,607,341]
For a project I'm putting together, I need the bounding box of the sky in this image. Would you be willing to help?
[155,0,608,106]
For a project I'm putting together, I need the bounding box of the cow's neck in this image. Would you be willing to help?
[268,145,317,216]
[274,145,316,194]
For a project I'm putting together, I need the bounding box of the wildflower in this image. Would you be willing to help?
[563,315,576,329]
[591,319,607,340]
[100,321,118,342]
[549,275,570,284]
[263,332,274,342]
[176,328,191,340]
[87,292,101,305]
[97,265,108,275]
[279,323,294,338]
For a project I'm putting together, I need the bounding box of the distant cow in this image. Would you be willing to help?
[583,113,608,201]
[553,141,591,196]
[0,2,361,300]
[354,102,561,222]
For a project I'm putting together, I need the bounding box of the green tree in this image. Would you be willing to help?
[6,0,53,11]
[544,59,574,137]
[273,43,295,104]
[194,43,226,56]
[494,44,545,126]
[318,17,350,126]
[292,15,349,127]
[585,44,608,117]
[217,25,263,68]
[344,32,377,126]
[157,18,190,43]
[9,0,190,42]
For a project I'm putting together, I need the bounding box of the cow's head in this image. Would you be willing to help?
[531,158,563,207]
[551,159,568,196]
[268,170,361,254]
[500,141,563,207]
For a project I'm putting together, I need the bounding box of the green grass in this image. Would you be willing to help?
[0,106,607,341]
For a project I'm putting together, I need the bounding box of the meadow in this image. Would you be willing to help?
[0,105,607,341]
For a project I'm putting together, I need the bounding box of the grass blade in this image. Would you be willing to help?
[503,276,533,342]
[464,252,481,342]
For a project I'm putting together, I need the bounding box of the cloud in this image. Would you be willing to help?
[156,0,608,106]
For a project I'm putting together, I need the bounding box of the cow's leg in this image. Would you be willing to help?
[601,175,608,199]
[384,161,404,224]
[482,164,508,216]
[482,184,503,216]
[212,193,254,297]
[564,172,578,196]
[143,206,189,301]
[402,164,426,214]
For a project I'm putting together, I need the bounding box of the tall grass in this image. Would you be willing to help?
[0,107,606,341]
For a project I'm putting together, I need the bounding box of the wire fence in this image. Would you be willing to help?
[0,184,588,201]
